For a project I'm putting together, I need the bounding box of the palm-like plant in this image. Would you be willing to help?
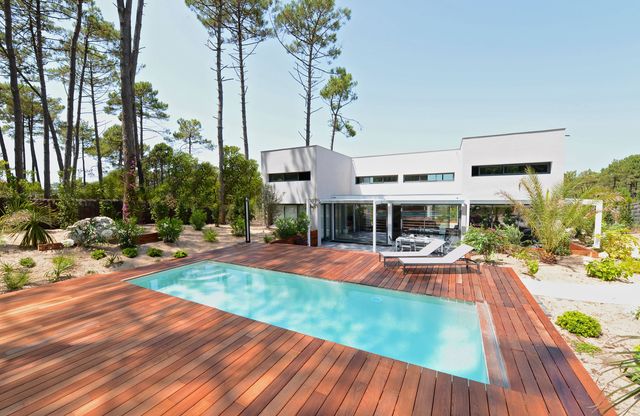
[602,337,640,414]
[0,202,55,248]
[500,169,591,262]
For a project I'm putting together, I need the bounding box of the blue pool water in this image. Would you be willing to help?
[130,261,489,383]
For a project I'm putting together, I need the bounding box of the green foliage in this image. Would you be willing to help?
[274,218,297,239]
[607,339,640,412]
[231,217,246,237]
[462,226,505,261]
[173,250,188,258]
[146,247,163,257]
[1,264,30,291]
[91,249,107,260]
[190,209,207,231]
[620,258,640,275]
[104,254,123,268]
[296,212,310,235]
[122,247,138,258]
[157,217,183,243]
[572,341,602,355]
[633,307,640,320]
[0,202,54,248]
[56,185,79,228]
[320,67,358,148]
[261,184,281,226]
[499,224,524,247]
[99,200,119,219]
[556,311,602,338]
[601,225,639,260]
[222,146,263,222]
[48,256,75,282]
[263,233,275,243]
[526,259,539,276]
[169,118,212,155]
[115,217,143,248]
[585,258,631,281]
[19,257,36,268]
[500,170,591,262]
[203,228,218,243]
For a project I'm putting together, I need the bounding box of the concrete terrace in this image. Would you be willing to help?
[0,244,611,415]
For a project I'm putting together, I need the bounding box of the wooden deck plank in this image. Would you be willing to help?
[0,244,609,416]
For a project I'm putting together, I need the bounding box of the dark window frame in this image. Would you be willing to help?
[355,175,399,184]
[471,162,551,177]
[268,171,311,182]
[403,172,455,183]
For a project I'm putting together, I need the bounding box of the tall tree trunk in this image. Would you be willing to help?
[43,117,50,197]
[63,0,84,186]
[330,115,337,150]
[0,126,12,180]
[135,96,144,187]
[305,48,313,146]
[117,0,144,219]
[215,14,225,224]
[81,137,86,184]
[72,33,89,184]
[89,64,103,190]
[29,117,41,183]
[237,19,249,159]
[30,0,63,177]
[3,0,25,183]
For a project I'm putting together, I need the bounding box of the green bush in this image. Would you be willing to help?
[2,264,30,291]
[274,217,297,239]
[147,247,163,257]
[263,233,275,243]
[462,226,505,261]
[104,254,123,268]
[601,225,639,260]
[91,249,107,260]
[47,256,75,282]
[585,258,631,281]
[526,259,539,276]
[115,217,143,248]
[19,257,36,268]
[203,228,218,242]
[556,310,602,338]
[621,258,640,275]
[157,217,183,243]
[190,209,207,231]
[174,249,188,258]
[552,234,572,256]
[56,185,79,227]
[296,212,310,235]
[499,224,523,247]
[572,341,601,355]
[122,247,138,258]
[231,217,245,237]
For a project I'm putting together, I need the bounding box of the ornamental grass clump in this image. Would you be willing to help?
[1,263,30,291]
[47,256,75,282]
[0,202,54,248]
[203,228,218,243]
[19,257,36,268]
[556,310,602,338]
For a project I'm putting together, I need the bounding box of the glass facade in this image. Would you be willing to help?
[471,162,551,177]
[399,205,460,239]
[469,204,519,228]
[273,204,304,224]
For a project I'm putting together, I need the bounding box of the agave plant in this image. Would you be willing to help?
[0,202,54,248]
[500,169,591,262]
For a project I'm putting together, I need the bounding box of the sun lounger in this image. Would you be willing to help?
[379,239,446,266]
[398,244,479,274]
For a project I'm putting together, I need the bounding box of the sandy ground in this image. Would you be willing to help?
[482,253,640,414]
[0,224,273,294]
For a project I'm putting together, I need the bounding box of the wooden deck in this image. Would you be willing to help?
[0,244,612,415]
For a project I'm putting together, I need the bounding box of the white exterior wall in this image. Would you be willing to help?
[260,146,315,204]
[460,129,565,201]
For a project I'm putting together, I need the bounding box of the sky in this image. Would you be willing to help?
[69,0,640,177]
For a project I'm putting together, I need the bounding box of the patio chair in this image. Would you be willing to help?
[398,244,479,274]
[379,239,446,266]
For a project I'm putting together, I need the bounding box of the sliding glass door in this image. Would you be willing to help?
[332,203,388,245]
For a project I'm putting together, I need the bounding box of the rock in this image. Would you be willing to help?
[66,216,117,246]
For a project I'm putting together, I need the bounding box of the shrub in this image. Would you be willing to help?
[572,341,601,355]
[91,249,107,260]
[296,212,310,236]
[231,217,245,237]
[601,225,639,260]
[19,257,36,268]
[1,264,30,291]
[99,200,118,219]
[147,247,163,257]
[621,258,640,275]
[462,226,505,261]
[263,233,275,243]
[115,217,143,248]
[174,249,188,258]
[190,209,207,231]
[585,258,631,281]
[203,228,218,243]
[556,311,602,337]
[274,217,297,239]
[104,254,123,268]
[0,203,54,248]
[47,256,75,282]
[634,306,640,320]
[157,217,183,243]
[56,185,79,227]
[526,259,539,276]
[122,247,138,258]
[499,224,523,247]
[553,234,572,256]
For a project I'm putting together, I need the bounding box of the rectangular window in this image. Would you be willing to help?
[403,173,455,182]
[268,171,311,182]
[355,175,398,184]
[471,162,551,177]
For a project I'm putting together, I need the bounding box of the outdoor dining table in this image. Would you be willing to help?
[394,236,432,251]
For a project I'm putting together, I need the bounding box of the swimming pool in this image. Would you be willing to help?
[130,261,489,383]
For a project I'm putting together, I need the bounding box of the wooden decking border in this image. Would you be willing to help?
[0,243,613,415]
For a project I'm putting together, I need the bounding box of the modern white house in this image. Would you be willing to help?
[261,128,602,250]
